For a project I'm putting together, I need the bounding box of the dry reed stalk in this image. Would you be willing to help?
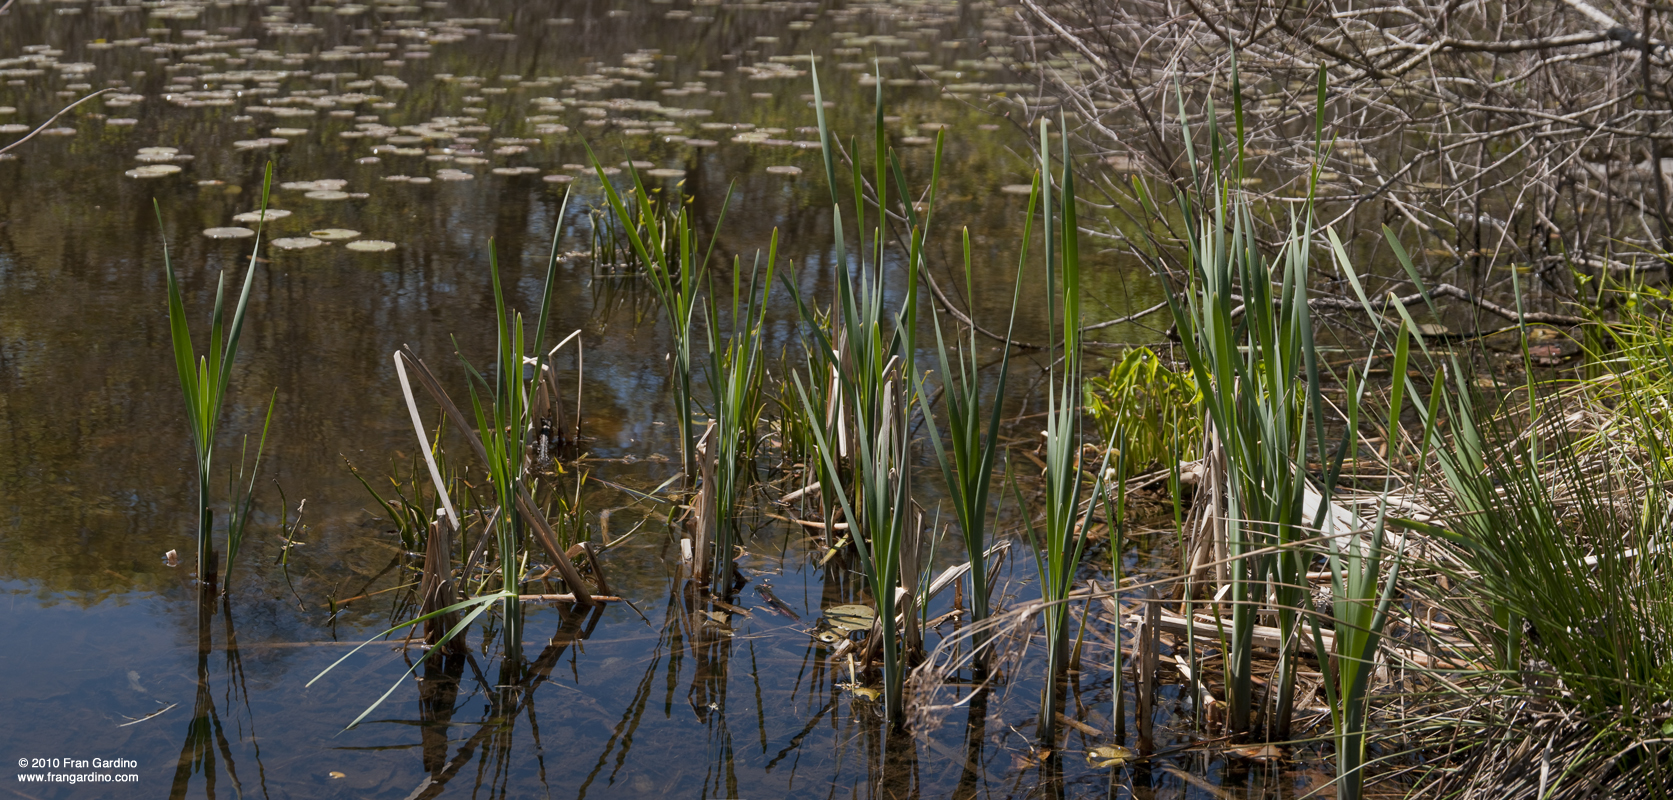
[420,513,462,654]
[689,422,717,585]
[1137,594,1160,752]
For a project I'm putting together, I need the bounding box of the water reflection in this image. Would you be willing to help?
[169,598,269,800]
[0,0,1258,796]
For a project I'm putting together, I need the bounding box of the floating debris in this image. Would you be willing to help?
[232,209,291,223]
[824,605,875,632]
[344,239,396,252]
[1228,744,1284,762]
[126,164,183,178]
[202,227,256,239]
[309,228,360,241]
[1087,745,1134,768]
[271,237,324,250]
[812,604,875,642]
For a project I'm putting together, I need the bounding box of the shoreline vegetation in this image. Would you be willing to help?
[41,0,1660,795]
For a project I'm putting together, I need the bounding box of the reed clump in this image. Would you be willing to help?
[311,202,616,727]
[160,163,276,597]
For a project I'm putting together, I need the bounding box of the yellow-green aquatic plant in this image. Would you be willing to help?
[1085,346,1200,479]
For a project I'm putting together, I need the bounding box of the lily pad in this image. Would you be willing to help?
[126,164,183,178]
[233,137,288,151]
[271,237,324,250]
[232,209,292,223]
[203,227,256,239]
[765,165,802,175]
[344,239,396,252]
[282,179,348,191]
[304,190,350,200]
[309,228,360,241]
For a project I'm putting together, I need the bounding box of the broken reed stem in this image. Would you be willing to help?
[518,594,623,602]
[421,514,462,654]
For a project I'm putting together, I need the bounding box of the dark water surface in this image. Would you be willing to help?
[0,1,1333,797]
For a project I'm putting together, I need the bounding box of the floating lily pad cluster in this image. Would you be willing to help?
[125,146,192,178]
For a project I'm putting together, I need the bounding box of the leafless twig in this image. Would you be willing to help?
[0,89,112,157]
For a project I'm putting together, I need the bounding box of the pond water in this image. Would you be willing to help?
[0,1,1334,798]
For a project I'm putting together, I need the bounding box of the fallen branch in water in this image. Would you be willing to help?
[0,89,111,157]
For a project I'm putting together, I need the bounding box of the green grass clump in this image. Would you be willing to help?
[697,242,776,589]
